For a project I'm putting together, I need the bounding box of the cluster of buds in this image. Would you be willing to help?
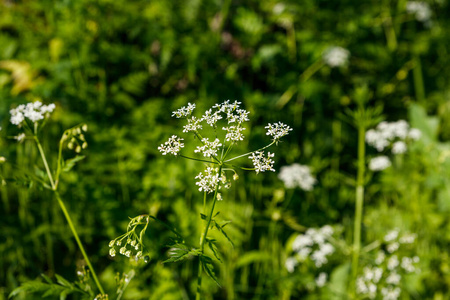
[62,124,88,153]
[108,215,149,261]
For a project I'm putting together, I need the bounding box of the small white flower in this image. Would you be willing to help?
[401,257,415,272]
[408,128,422,140]
[172,102,196,118]
[109,248,116,257]
[10,101,56,126]
[387,255,399,270]
[292,234,314,251]
[375,250,386,265]
[222,125,245,141]
[15,133,26,142]
[406,1,432,22]
[265,122,292,142]
[392,141,407,154]
[183,116,203,132]
[249,151,275,173]
[285,257,298,273]
[387,242,399,253]
[194,138,222,157]
[278,163,316,191]
[369,156,391,171]
[315,272,328,287]
[158,135,185,155]
[323,46,350,67]
[381,286,401,300]
[195,167,221,193]
[203,109,223,127]
[384,229,399,242]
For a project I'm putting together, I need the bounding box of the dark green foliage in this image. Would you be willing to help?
[0,0,449,299]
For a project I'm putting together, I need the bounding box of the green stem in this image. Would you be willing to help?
[34,136,105,295]
[34,137,56,189]
[196,165,223,300]
[179,154,219,164]
[224,141,275,163]
[413,54,425,103]
[351,125,366,296]
[54,191,105,295]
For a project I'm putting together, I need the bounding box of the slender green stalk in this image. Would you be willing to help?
[34,136,105,295]
[351,125,366,296]
[413,54,425,103]
[196,165,223,300]
[54,191,105,295]
[224,141,275,163]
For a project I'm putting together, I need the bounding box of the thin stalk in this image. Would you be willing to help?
[54,191,104,295]
[351,126,366,296]
[179,154,219,164]
[34,136,105,295]
[413,54,425,103]
[196,165,223,300]
[224,142,275,163]
[34,137,56,189]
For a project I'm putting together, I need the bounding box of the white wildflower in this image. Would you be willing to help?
[315,272,328,287]
[194,138,222,157]
[285,257,298,273]
[109,248,116,257]
[386,271,401,285]
[320,225,334,236]
[408,128,421,140]
[387,242,400,253]
[222,125,245,141]
[10,101,56,126]
[203,109,223,127]
[195,167,220,193]
[183,116,203,132]
[322,46,350,67]
[387,255,399,270]
[381,286,401,300]
[369,156,391,171]
[249,151,275,173]
[278,163,316,190]
[401,257,415,272]
[392,141,407,154]
[15,133,26,142]
[172,102,196,118]
[406,1,432,23]
[384,229,399,242]
[158,135,184,155]
[265,122,292,142]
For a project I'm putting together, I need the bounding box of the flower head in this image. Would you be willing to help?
[249,151,275,173]
[369,156,391,171]
[10,101,56,126]
[265,122,292,143]
[323,46,350,67]
[278,163,316,191]
[158,135,184,155]
[172,102,196,118]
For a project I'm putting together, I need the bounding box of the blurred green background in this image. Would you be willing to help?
[0,0,449,299]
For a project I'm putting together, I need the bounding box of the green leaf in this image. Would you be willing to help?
[206,238,222,262]
[200,255,221,287]
[327,263,350,300]
[163,244,192,263]
[62,155,85,173]
[235,251,272,268]
[215,223,234,247]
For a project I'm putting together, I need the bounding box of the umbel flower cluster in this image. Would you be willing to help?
[285,225,336,289]
[158,101,292,196]
[108,215,150,261]
[356,229,419,300]
[278,163,316,191]
[322,46,350,67]
[10,101,56,126]
[366,120,421,171]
